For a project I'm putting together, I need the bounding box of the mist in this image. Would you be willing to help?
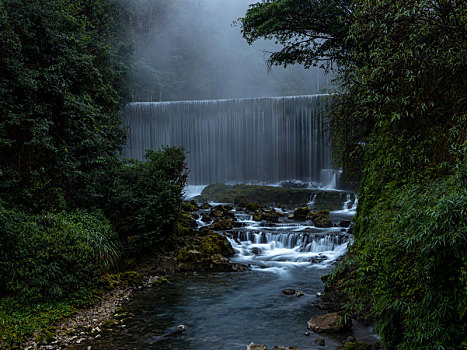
[128,0,332,102]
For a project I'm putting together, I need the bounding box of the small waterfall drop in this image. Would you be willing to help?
[123,95,335,185]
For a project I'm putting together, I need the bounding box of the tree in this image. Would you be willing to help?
[239,0,355,70]
[0,0,132,211]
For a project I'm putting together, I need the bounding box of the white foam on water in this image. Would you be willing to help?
[184,185,208,199]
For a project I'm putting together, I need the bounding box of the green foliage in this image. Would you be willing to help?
[0,2,188,348]
[240,0,354,70]
[99,148,188,253]
[349,164,466,349]
[0,299,76,347]
[0,205,119,304]
[0,0,131,212]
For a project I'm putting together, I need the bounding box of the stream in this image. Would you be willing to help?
[71,193,379,350]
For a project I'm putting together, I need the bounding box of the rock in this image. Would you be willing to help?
[345,336,357,343]
[307,210,332,228]
[210,217,235,230]
[198,184,346,210]
[304,332,310,336]
[296,291,304,297]
[282,289,296,295]
[175,325,187,333]
[252,210,263,221]
[246,202,263,212]
[310,255,327,264]
[261,208,280,223]
[251,247,263,255]
[95,334,101,339]
[176,232,246,272]
[307,312,352,333]
[201,213,212,223]
[182,200,198,211]
[210,205,235,218]
[337,342,373,350]
[340,220,351,227]
[147,276,160,284]
[247,342,268,350]
[293,207,311,220]
[200,202,211,209]
[280,180,309,188]
[314,337,325,346]
[272,347,301,350]
[316,291,324,297]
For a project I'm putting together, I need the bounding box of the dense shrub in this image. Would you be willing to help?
[346,163,467,349]
[99,147,188,253]
[0,205,119,306]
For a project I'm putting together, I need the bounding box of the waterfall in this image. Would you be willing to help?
[123,94,333,185]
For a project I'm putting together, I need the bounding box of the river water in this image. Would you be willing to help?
[72,196,379,350]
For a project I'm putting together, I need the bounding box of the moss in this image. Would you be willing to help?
[101,319,116,329]
[100,271,143,289]
[199,233,235,257]
[181,200,199,211]
[114,312,129,320]
[342,342,372,350]
[198,184,351,210]
[35,329,55,345]
[177,232,234,264]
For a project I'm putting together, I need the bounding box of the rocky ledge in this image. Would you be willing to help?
[197,183,355,210]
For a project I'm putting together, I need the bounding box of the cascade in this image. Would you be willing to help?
[123,94,333,185]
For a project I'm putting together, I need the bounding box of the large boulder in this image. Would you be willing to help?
[307,312,352,333]
[198,183,353,210]
[252,209,263,221]
[307,210,332,228]
[182,200,199,211]
[210,217,235,230]
[210,205,234,218]
[201,213,212,223]
[177,231,239,272]
[293,207,311,220]
[261,208,280,223]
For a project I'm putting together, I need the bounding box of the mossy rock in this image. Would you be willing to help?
[210,217,235,230]
[199,233,235,257]
[177,232,234,266]
[100,271,143,289]
[341,342,373,350]
[307,210,332,227]
[210,205,234,218]
[101,319,116,328]
[293,207,311,220]
[182,200,199,211]
[261,209,280,222]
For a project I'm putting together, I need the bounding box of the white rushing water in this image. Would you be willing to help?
[123,95,340,186]
[220,207,352,274]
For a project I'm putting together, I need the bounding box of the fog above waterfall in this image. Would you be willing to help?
[130,0,332,101]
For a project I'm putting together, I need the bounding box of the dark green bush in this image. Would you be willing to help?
[347,163,467,349]
[0,205,119,306]
[100,147,188,253]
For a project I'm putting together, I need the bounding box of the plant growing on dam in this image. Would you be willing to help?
[241,0,467,348]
